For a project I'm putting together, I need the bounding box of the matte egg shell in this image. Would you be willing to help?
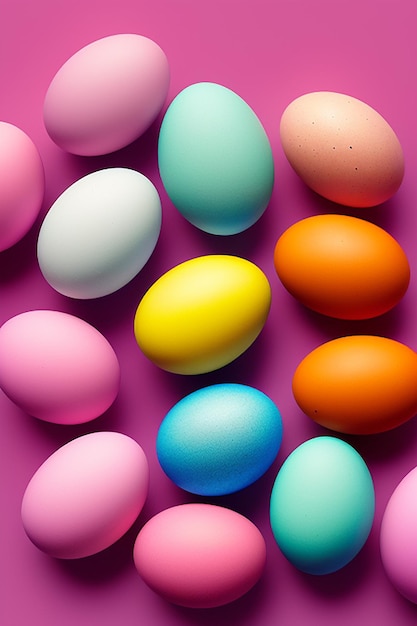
[274,214,410,320]
[380,465,417,603]
[43,34,170,156]
[280,91,404,207]
[37,168,161,299]
[156,383,283,495]
[133,503,266,608]
[270,436,375,575]
[22,432,149,559]
[134,255,271,374]
[0,121,44,251]
[158,82,274,235]
[292,335,417,435]
[0,310,120,424]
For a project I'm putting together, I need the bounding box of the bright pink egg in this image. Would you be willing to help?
[0,310,120,424]
[133,503,266,608]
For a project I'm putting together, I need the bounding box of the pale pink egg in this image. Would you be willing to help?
[133,503,266,608]
[22,432,149,559]
[0,310,120,424]
[280,91,404,207]
[43,33,170,156]
[380,465,417,603]
[0,121,44,251]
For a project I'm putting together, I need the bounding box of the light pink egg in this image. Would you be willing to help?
[133,503,266,608]
[0,310,120,424]
[22,432,149,559]
[43,33,170,156]
[280,91,404,207]
[380,466,417,603]
[0,121,44,251]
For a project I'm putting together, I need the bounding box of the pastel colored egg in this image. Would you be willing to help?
[37,168,161,299]
[158,82,274,235]
[0,121,44,251]
[280,91,404,207]
[270,436,375,575]
[156,383,283,495]
[134,255,271,374]
[22,432,149,559]
[0,310,120,424]
[43,34,170,156]
[292,335,417,435]
[380,466,417,603]
[274,214,410,320]
[133,503,266,608]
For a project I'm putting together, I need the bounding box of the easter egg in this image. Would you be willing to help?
[0,310,120,424]
[280,91,404,207]
[43,34,170,156]
[133,503,266,608]
[292,335,417,435]
[156,383,283,495]
[158,82,274,235]
[37,168,161,299]
[134,255,271,374]
[22,432,149,559]
[273,214,410,320]
[270,436,375,575]
[0,121,44,251]
[380,465,417,603]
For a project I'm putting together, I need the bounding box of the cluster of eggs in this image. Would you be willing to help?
[1,32,417,608]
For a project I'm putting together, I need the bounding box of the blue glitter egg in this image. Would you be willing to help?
[156,383,283,496]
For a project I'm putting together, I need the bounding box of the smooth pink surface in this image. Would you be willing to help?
[380,466,417,604]
[133,503,266,608]
[0,310,120,424]
[2,0,417,624]
[43,34,170,156]
[0,122,44,250]
[21,432,149,559]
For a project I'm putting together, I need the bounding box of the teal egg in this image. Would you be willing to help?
[158,82,274,235]
[156,383,283,496]
[269,436,375,575]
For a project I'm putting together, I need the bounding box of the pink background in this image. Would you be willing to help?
[2,0,417,624]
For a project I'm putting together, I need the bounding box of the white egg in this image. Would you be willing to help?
[37,168,162,299]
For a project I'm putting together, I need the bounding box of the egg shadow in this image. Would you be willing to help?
[51,518,141,586]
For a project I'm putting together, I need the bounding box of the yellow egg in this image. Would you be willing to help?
[134,255,271,375]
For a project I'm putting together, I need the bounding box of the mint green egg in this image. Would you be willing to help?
[158,82,274,235]
[269,436,375,575]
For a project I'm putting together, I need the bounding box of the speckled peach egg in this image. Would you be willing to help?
[280,91,404,207]
[274,214,410,320]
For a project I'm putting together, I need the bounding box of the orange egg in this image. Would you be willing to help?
[292,335,417,435]
[273,214,410,320]
[279,91,404,207]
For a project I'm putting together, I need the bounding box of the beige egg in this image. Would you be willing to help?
[280,91,404,207]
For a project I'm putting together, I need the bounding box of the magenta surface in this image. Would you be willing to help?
[2,1,417,624]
